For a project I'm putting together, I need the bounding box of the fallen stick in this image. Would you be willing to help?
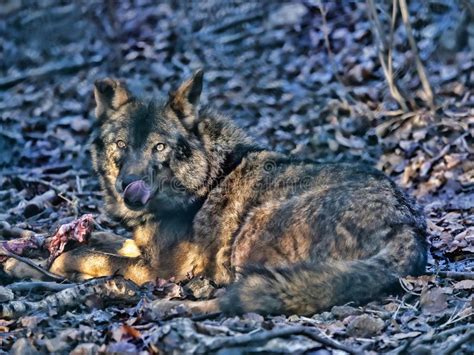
[435,324,474,340]
[0,245,66,282]
[428,271,474,280]
[0,277,141,319]
[366,0,409,111]
[22,190,57,218]
[439,330,474,355]
[18,176,80,214]
[410,324,474,348]
[0,57,104,89]
[191,312,222,322]
[203,325,362,354]
[0,222,39,239]
[398,0,435,109]
[7,281,74,293]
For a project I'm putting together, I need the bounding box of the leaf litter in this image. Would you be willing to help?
[0,0,473,353]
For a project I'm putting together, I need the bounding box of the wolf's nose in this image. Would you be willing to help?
[122,174,141,190]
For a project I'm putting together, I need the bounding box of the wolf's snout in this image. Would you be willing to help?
[123,180,151,207]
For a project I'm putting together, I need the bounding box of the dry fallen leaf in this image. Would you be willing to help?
[346,314,385,337]
[420,287,449,315]
[453,280,474,290]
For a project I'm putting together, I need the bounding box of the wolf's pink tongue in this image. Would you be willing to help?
[123,180,151,206]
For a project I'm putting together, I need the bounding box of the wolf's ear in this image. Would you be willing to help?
[168,69,203,129]
[93,78,131,118]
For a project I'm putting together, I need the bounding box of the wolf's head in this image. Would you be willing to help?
[91,70,258,224]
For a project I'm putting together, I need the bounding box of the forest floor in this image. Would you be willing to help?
[0,1,472,353]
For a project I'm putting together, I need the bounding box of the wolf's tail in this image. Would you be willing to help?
[220,225,427,315]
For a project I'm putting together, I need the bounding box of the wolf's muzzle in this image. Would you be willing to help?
[123,180,152,208]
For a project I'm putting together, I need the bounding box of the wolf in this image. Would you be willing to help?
[50,70,427,315]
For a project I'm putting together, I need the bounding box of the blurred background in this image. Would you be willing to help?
[0,0,472,251]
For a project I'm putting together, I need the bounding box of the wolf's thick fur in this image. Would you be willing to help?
[50,70,427,315]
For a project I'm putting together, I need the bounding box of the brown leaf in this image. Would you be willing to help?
[420,287,449,315]
[453,280,474,290]
[346,314,385,337]
[112,324,141,342]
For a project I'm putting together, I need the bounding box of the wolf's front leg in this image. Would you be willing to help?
[49,232,157,284]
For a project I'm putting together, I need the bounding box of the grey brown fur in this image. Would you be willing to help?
[50,70,427,315]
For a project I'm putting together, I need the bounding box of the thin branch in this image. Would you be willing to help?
[204,325,362,354]
[317,1,344,86]
[316,0,361,107]
[0,222,41,239]
[0,246,66,282]
[18,176,80,216]
[7,281,74,292]
[366,0,409,111]
[0,57,104,89]
[428,270,474,280]
[398,0,435,109]
[439,330,474,355]
[0,277,141,319]
[387,0,398,83]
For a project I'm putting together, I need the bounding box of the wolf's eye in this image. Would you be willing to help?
[155,143,166,152]
[116,140,127,149]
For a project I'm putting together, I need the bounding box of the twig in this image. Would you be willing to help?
[439,330,474,355]
[436,324,474,340]
[7,281,74,293]
[18,176,80,215]
[316,1,346,88]
[398,0,434,109]
[8,189,58,218]
[0,222,41,239]
[0,276,141,319]
[204,325,362,354]
[410,324,474,348]
[0,246,66,282]
[399,277,421,296]
[428,270,474,280]
[191,311,222,321]
[25,190,57,215]
[439,307,474,329]
[367,0,409,111]
[0,57,104,89]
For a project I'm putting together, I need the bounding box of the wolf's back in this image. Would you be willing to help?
[220,225,427,315]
